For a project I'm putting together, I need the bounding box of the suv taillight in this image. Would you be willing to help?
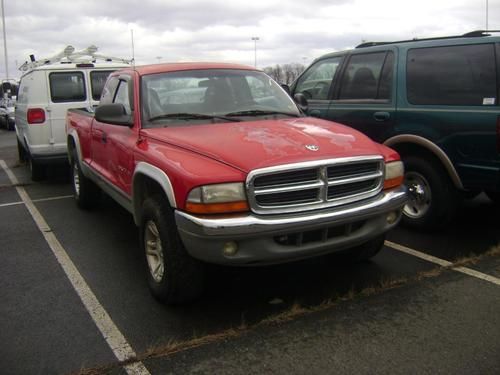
[27,108,45,124]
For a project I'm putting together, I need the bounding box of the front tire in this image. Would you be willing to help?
[401,155,459,230]
[140,196,205,304]
[71,155,100,209]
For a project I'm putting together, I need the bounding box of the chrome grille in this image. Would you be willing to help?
[247,156,384,214]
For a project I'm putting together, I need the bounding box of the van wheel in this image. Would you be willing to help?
[17,139,27,163]
[29,157,45,181]
[402,156,458,230]
[140,196,205,304]
[71,155,100,209]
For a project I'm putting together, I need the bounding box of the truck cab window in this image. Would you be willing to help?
[114,80,131,115]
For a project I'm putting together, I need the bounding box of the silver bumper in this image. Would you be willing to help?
[175,186,407,265]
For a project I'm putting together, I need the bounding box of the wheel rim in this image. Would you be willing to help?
[403,171,431,219]
[144,220,165,283]
[73,162,81,197]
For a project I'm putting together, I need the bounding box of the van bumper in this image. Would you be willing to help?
[175,186,407,266]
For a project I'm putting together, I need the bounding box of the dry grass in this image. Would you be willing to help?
[75,244,500,375]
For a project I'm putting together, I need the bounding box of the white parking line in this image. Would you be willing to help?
[385,240,500,286]
[0,195,74,209]
[0,160,150,375]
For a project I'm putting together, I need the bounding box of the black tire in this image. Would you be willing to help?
[0,116,7,129]
[402,155,459,230]
[485,191,500,206]
[71,155,100,209]
[348,234,386,262]
[17,139,27,163]
[140,196,205,304]
[7,119,15,131]
[28,156,45,181]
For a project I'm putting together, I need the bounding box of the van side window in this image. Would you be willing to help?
[407,44,497,105]
[294,57,343,100]
[114,80,132,115]
[90,71,114,101]
[338,52,393,100]
[49,72,86,102]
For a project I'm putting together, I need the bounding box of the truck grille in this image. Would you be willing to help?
[247,156,384,214]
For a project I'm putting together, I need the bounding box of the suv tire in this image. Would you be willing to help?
[140,196,205,305]
[402,155,458,229]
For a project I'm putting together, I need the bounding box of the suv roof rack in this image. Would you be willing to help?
[19,45,131,72]
[356,30,500,48]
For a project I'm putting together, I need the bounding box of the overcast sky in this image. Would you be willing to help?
[1,0,499,79]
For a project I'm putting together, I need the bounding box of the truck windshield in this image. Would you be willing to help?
[141,69,300,127]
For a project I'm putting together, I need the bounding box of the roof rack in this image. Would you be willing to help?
[19,45,132,72]
[356,30,500,48]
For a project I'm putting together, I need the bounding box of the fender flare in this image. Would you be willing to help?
[132,162,177,224]
[384,134,464,190]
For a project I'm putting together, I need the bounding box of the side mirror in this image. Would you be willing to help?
[280,84,291,95]
[95,103,133,127]
[293,93,309,113]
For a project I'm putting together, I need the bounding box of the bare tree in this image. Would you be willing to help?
[264,63,306,85]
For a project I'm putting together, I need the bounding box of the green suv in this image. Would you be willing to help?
[290,30,500,229]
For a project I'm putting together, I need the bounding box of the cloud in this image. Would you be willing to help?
[1,0,499,79]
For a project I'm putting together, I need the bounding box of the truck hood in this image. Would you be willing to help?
[141,117,382,173]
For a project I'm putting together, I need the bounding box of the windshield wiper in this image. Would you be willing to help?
[225,110,301,118]
[148,112,241,122]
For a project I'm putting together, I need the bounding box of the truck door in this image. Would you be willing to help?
[91,75,136,195]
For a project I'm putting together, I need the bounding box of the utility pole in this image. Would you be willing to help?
[251,37,259,67]
[1,0,8,79]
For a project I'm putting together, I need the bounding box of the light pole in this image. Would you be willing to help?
[156,56,162,64]
[251,37,259,67]
[1,0,8,79]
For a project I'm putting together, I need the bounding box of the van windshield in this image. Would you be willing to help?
[141,69,300,127]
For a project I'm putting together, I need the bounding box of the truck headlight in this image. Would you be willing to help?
[384,161,404,189]
[185,183,249,214]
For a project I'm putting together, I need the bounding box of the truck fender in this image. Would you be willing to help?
[132,162,177,225]
[384,134,464,190]
[67,128,82,165]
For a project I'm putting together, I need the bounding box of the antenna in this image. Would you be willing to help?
[131,29,135,67]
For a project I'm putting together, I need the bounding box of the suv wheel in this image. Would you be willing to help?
[140,195,205,304]
[71,155,100,209]
[402,155,458,229]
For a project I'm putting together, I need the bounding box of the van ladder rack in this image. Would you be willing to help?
[19,45,131,72]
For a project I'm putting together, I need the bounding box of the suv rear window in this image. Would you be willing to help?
[49,72,86,102]
[90,70,114,101]
[407,44,497,106]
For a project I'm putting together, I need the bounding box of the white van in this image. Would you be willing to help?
[15,47,129,180]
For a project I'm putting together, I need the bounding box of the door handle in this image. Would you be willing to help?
[101,133,107,144]
[373,112,390,121]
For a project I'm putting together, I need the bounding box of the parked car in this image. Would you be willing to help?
[0,80,18,130]
[15,45,129,180]
[289,30,500,229]
[66,62,407,304]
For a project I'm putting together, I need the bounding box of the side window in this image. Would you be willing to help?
[295,57,343,100]
[338,52,393,100]
[90,70,114,101]
[114,80,132,115]
[407,44,497,105]
[49,72,86,102]
[99,77,119,105]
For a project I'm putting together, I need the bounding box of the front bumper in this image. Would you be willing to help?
[175,185,407,265]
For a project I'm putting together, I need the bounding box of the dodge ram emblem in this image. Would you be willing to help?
[305,144,319,151]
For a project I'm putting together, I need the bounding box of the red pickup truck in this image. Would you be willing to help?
[66,62,407,304]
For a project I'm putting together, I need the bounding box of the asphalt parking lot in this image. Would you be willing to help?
[1,129,499,374]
